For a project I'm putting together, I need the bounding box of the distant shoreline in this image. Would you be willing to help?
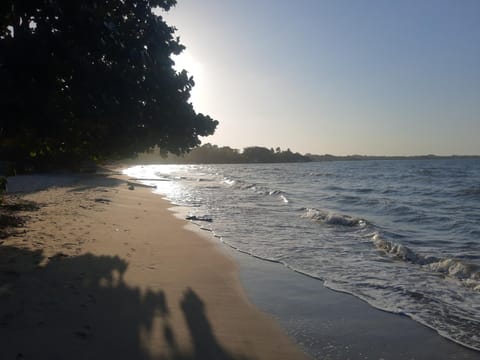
[306,154,480,162]
[129,145,480,164]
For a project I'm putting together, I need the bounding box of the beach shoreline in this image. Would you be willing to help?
[0,171,307,359]
[182,212,480,360]
[152,168,480,360]
[1,169,479,360]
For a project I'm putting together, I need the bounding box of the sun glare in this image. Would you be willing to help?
[173,51,204,81]
[172,50,205,109]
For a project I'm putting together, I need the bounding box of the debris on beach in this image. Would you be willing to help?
[185,215,213,222]
[127,181,157,189]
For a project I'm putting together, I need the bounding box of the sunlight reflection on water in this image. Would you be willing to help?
[122,160,480,351]
[123,165,195,206]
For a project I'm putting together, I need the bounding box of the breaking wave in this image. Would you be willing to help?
[302,208,367,227]
[125,159,480,352]
[372,232,480,291]
[223,177,290,204]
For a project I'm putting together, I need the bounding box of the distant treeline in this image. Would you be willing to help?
[131,144,480,165]
[306,154,480,161]
[135,144,311,164]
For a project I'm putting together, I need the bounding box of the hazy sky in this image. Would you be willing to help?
[164,0,480,155]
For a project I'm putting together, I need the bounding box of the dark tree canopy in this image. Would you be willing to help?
[0,0,218,170]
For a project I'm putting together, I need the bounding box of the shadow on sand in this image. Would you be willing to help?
[0,246,251,360]
[6,170,125,195]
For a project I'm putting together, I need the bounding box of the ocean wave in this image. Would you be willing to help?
[308,172,334,177]
[426,259,480,291]
[371,232,480,291]
[223,178,236,186]
[324,185,346,191]
[238,181,257,190]
[457,187,480,197]
[196,178,214,182]
[153,172,174,180]
[302,208,367,227]
[372,232,426,263]
[126,162,480,352]
[266,190,290,203]
[354,188,374,194]
[417,168,435,176]
[186,214,213,222]
[224,178,289,204]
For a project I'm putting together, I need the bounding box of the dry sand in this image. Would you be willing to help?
[0,173,308,360]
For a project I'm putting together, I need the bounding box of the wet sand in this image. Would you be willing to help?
[0,173,307,360]
[226,246,480,360]
[1,171,479,360]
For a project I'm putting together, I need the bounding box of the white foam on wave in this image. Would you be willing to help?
[372,232,422,263]
[223,178,236,186]
[302,208,366,227]
[224,177,289,204]
[125,163,480,351]
[427,259,480,291]
[280,195,289,203]
[371,232,480,291]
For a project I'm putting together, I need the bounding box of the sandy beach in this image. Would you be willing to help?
[1,170,479,360]
[0,172,307,360]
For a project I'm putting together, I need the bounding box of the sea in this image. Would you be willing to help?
[124,158,480,351]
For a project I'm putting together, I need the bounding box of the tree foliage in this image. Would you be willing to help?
[134,143,312,164]
[0,0,218,170]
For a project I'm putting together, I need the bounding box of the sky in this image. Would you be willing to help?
[164,0,480,156]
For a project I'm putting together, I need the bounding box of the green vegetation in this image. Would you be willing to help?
[135,143,311,164]
[0,1,218,172]
[133,145,480,165]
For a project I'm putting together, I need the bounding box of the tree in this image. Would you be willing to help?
[242,146,275,163]
[0,0,218,170]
